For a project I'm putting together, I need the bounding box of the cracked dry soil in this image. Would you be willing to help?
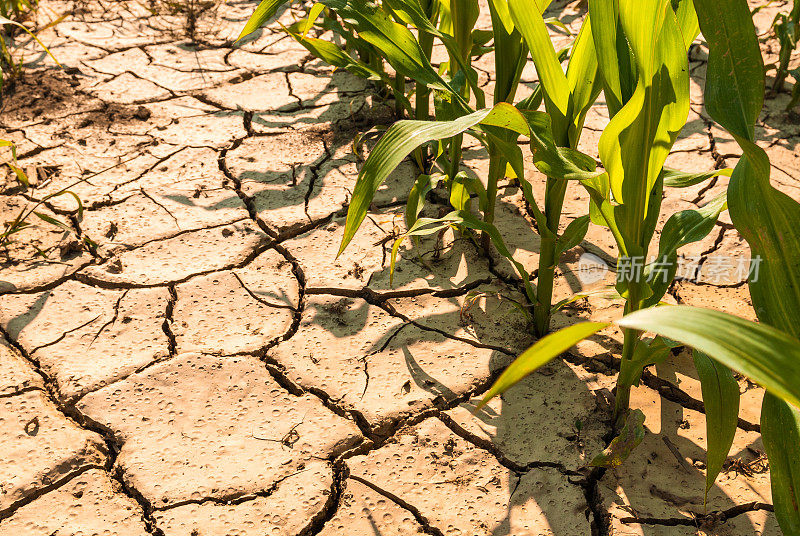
[1,0,798,534]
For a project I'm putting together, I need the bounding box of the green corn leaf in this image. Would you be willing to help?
[32,212,70,232]
[617,306,800,409]
[673,0,700,49]
[508,0,570,135]
[693,350,739,501]
[588,0,636,116]
[300,2,325,37]
[644,191,727,306]
[476,321,610,410]
[554,215,589,259]
[383,0,483,104]
[450,171,471,211]
[405,173,436,231]
[237,0,290,41]
[617,336,672,387]
[590,409,646,468]
[390,213,460,285]
[695,0,800,529]
[660,167,732,188]
[598,0,689,224]
[339,103,528,256]
[519,110,603,182]
[761,393,800,534]
[488,0,528,105]
[326,0,458,97]
[565,14,602,147]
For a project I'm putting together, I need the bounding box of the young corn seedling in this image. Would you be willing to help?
[480,2,800,530]
[0,0,58,97]
[480,0,727,448]
[335,0,602,334]
[768,0,799,108]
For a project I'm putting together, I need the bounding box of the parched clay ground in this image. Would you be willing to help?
[1,0,798,534]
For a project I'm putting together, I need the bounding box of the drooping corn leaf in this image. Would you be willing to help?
[660,167,732,188]
[338,104,525,256]
[695,0,800,528]
[693,350,739,501]
[237,0,290,41]
[476,321,610,410]
[617,306,800,409]
[761,393,800,535]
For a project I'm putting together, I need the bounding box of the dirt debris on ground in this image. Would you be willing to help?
[0,0,797,534]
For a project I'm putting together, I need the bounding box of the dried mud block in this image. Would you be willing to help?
[386,287,533,352]
[173,251,298,354]
[601,386,778,536]
[270,295,510,433]
[347,418,590,535]
[81,147,249,249]
[318,478,425,535]
[671,282,754,321]
[227,44,310,75]
[226,132,327,232]
[285,213,393,290]
[444,359,611,471]
[0,339,42,397]
[153,462,333,536]
[250,93,394,136]
[77,353,361,508]
[287,70,371,109]
[88,72,172,104]
[0,200,91,293]
[80,221,267,286]
[0,468,148,535]
[145,98,248,148]
[368,226,493,294]
[0,390,107,512]
[57,5,169,51]
[202,72,295,112]
[0,281,171,402]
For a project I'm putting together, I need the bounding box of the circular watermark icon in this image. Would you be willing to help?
[576,252,609,286]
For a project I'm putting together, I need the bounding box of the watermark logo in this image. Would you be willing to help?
[576,252,610,285]
[575,254,762,286]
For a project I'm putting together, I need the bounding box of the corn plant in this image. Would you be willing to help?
[480,0,800,531]
[0,0,58,96]
[768,0,799,109]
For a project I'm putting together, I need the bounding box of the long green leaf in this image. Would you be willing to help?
[617,306,800,409]
[762,393,800,534]
[695,0,800,528]
[476,321,609,410]
[508,0,570,136]
[339,103,527,256]
[693,350,739,501]
[237,0,290,41]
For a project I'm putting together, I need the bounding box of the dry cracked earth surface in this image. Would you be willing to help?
[1,0,798,534]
